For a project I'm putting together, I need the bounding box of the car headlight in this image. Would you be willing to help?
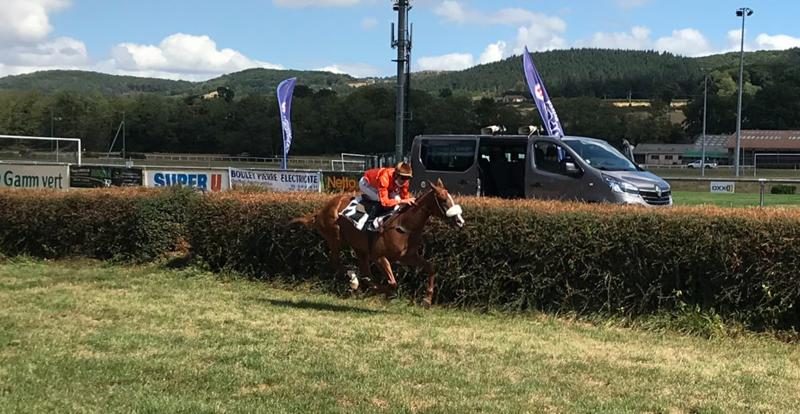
[603,174,639,194]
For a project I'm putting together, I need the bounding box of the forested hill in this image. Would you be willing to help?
[411,48,800,99]
[0,68,359,97]
[0,48,798,99]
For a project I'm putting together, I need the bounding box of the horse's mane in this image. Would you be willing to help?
[384,187,436,226]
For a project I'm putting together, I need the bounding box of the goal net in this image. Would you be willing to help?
[0,134,82,164]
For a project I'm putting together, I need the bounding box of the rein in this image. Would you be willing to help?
[382,189,436,233]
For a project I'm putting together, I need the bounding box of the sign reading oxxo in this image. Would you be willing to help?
[710,181,735,193]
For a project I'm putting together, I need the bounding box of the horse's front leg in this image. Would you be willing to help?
[321,231,345,279]
[400,253,435,308]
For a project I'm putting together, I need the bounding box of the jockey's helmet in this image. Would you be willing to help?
[394,161,413,179]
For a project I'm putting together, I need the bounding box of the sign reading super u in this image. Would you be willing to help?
[145,169,230,192]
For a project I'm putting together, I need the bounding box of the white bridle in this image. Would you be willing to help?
[433,191,465,227]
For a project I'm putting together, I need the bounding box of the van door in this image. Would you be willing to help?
[477,138,527,198]
[411,137,479,195]
[527,139,585,200]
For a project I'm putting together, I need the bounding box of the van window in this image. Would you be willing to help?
[533,141,570,175]
[420,139,476,172]
[563,139,638,171]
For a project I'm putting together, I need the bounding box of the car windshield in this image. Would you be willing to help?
[563,139,639,171]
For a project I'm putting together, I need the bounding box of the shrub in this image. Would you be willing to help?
[0,187,196,262]
[3,188,800,331]
[189,193,800,331]
[771,184,796,195]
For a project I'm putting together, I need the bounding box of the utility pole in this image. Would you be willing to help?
[701,73,708,177]
[122,111,126,161]
[50,110,62,162]
[391,0,412,162]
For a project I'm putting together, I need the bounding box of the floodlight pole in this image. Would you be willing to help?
[734,7,753,177]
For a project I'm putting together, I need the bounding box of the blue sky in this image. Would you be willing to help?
[1,0,798,80]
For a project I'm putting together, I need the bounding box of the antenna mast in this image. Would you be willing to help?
[391,0,412,161]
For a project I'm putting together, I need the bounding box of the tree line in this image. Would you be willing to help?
[0,86,686,155]
[1,47,799,156]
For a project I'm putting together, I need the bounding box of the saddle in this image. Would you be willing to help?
[340,196,397,232]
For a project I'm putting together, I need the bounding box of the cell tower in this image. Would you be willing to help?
[391,0,412,161]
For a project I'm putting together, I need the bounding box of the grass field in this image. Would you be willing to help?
[650,167,800,179]
[672,191,800,207]
[1,259,799,413]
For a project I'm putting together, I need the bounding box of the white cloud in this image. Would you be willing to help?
[108,33,282,79]
[2,36,88,67]
[316,63,380,77]
[0,0,89,77]
[479,41,506,64]
[514,18,567,53]
[577,26,651,49]
[417,53,474,71]
[415,40,507,73]
[724,29,746,52]
[755,33,800,50]
[434,2,569,53]
[273,0,362,7]
[434,0,468,23]
[0,0,69,44]
[361,17,378,30]
[654,28,713,56]
[434,1,564,28]
[576,26,713,56]
[431,2,567,68]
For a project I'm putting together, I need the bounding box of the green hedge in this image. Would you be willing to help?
[188,194,800,330]
[771,184,797,195]
[0,188,195,262]
[2,189,800,330]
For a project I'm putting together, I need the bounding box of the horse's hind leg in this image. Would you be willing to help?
[400,253,436,308]
[375,257,398,299]
[321,230,345,278]
[355,253,377,293]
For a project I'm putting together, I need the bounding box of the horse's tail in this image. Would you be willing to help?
[289,213,316,229]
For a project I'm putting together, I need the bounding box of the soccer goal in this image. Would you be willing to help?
[329,152,385,172]
[0,134,82,165]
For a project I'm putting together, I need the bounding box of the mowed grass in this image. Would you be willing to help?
[650,168,800,179]
[672,191,800,207]
[1,260,799,413]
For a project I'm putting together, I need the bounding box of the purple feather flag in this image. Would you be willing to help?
[522,47,564,138]
[277,77,297,170]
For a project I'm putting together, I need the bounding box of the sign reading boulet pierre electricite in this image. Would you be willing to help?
[230,168,320,192]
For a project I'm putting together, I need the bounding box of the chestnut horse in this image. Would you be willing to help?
[290,179,465,306]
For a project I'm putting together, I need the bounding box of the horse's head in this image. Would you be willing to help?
[427,178,465,229]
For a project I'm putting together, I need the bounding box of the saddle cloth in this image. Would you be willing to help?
[340,196,397,232]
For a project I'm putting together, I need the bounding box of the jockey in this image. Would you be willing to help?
[359,162,417,215]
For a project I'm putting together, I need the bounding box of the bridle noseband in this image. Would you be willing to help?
[429,189,463,218]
